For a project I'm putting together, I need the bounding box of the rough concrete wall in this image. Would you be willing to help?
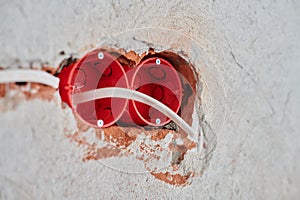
[0,0,300,199]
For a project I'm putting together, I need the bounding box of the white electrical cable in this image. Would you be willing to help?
[0,70,59,89]
[0,69,204,154]
[72,87,204,153]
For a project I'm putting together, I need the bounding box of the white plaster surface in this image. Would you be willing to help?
[0,0,300,199]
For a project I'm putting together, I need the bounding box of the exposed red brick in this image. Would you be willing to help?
[150,172,192,186]
[150,129,170,141]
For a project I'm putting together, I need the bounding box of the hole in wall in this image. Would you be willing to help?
[65,28,225,186]
[60,44,222,186]
[0,28,225,186]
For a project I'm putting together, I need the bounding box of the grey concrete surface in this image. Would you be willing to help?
[0,0,300,199]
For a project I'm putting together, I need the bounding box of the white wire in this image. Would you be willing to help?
[72,87,204,153]
[0,70,59,89]
[0,69,203,154]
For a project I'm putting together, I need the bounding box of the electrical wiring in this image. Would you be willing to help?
[0,70,59,89]
[0,69,203,154]
[71,87,204,153]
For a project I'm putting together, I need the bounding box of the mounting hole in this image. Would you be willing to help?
[97,119,104,127]
[98,52,104,59]
[155,58,161,65]
[155,118,161,125]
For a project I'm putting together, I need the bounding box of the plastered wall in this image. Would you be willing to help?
[0,0,300,199]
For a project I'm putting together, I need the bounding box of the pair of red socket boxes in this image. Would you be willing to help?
[58,49,183,128]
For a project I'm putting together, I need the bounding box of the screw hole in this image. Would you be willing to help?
[98,52,104,59]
